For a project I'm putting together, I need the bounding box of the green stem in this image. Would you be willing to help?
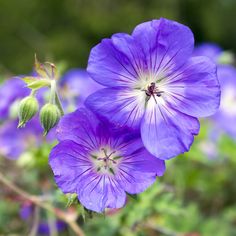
[50,80,64,116]
[30,89,37,97]
[49,80,57,104]
[55,91,64,116]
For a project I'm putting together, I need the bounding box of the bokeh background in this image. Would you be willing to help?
[1,0,236,235]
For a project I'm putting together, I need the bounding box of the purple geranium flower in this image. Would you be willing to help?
[212,65,236,138]
[49,108,165,213]
[194,44,236,138]
[85,18,220,160]
[0,118,44,160]
[0,77,29,120]
[60,69,102,108]
[193,43,222,63]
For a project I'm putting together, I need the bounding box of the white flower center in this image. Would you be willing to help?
[90,147,122,175]
[134,72,167,105]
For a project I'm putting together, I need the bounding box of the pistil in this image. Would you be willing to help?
[144,82,164,103]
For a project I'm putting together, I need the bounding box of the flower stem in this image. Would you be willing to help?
[30,89,37,97]
[50,80,57,104]
[55,91,64,116]
[0,172,84,236]
[50,80,64,116]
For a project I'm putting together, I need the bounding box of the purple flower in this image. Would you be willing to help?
[212,65,236,138]
[0,118,43,160]
[49,108,165,213]
[0,78,29,120]
[85,18,220,160]
[193,43,222,63]
[194,44,236,138]
[37,221,67,235]
[59,69,102,110]
[20,202,33,220]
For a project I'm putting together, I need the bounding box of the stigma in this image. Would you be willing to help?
[144,82,164,103]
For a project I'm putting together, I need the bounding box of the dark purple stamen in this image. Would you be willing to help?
[145,82,163,103]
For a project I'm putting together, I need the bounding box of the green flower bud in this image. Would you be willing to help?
[18,96,39,128]
[40,103,61,136]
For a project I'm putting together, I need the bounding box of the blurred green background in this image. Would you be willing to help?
[1,0,236,235]
[0,0,236,75]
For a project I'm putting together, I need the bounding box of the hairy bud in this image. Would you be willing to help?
[40,103,61,135]
[18,96,39,128]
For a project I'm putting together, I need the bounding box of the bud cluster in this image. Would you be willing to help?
[17,56,64,135]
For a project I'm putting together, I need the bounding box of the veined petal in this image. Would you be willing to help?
[162,56,220,117]
[56,108,101,150]
[77,173,126,213]
[132,18,194,75]
[85,87,146,128]
[117,138,166,175]
[141,98,200,160]
[49,140,92,193]
[116,170,157,194]
[87,33,146,87]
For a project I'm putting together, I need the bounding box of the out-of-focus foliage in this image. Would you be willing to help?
[1,0,236,235]
[0,0,236,75]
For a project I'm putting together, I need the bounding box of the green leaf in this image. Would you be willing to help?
[66,193,78,207]
[22,77,51,90]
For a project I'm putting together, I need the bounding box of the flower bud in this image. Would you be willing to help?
[18,96,39,128]
[40,103,61,135]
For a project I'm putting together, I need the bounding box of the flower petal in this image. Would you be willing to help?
[87,33,145,87]
[162,56,220,117]
[193,43,222,62]
[85,87,146,128]
[56,108,102,149]
[132,18,194,75]
[141,99,200,159]
[212,65,236,138]
[77,173,126,213]
[0,78,29,119]
[49,140,92,193]
[116,170,156,194]
[117,138,166,175]
[59,69,102,105]
[116,141,166,194]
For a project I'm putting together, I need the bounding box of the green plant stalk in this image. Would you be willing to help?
[50,80,64,116]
